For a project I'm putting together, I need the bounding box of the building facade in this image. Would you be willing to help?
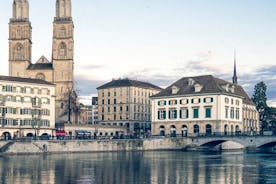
[8,0,74,123]
[0,76,55,140]
[92,97,99,124]
[150,75,259,136]
[97,79,162,135]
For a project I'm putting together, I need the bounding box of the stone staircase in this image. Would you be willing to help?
[0,141,14,153]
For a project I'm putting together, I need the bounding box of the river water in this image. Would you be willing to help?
[0,151,275,184]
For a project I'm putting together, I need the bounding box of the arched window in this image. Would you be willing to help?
[14,43,23,60]
[206,124,212,135]
[194,124,199,134]
[60,26,66,37]
[36,73,45,80]
[58,42,67,59]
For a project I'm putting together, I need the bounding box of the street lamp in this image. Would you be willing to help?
[32,114,41,140]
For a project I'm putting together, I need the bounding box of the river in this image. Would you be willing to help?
[0,151,275,184]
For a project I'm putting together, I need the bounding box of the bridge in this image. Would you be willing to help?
[185,135,276,150]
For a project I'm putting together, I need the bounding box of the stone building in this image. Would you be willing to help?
[8,0,74,124]
[150,74,259,136]
[0,76,55,140]
[97,79,162,135]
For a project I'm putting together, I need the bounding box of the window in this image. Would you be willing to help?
[157,100,166,106]
[108,99,110,104]
[108,92,110,97]
[120,106,123,112]
[203,97,214,103]
[168,100,177,105]
[169,109,177,119]
[14,43,23,60]
[236,100,240,106]
[225,97,229,104]
[114,106,116,112]
[225,107,229,118]
[230,107,234,119]
[114,99,117,104]
[102,92,104,97]
[58,42,67,59]
[126,106,129,112]
[236,108,240,119]
[180,109,189,119]
[157,110,166,120]
[193,108,199,118]
[180,99,189,105]
[205,107,211,118]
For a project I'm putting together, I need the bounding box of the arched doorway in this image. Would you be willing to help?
[182,125,188,137]
[170,125,176,137]
[194,124,199,136]
[3,132,11,141]
[40,133,50,140]
[206,124,212,136]
[26,133,34,138]
[159,125,165,136]
[235,125,240,135]
[224,125,228,135]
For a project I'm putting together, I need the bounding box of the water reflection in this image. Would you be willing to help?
[0,151,275,184]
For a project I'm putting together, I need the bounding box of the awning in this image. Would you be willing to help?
[56,130,66,136]
[76,130,91,135]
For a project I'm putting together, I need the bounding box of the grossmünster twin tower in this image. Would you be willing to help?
[9,0,74,123]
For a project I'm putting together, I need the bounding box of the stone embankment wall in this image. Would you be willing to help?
[1,138,191,155]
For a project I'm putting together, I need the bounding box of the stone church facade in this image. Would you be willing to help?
[9,0,74,124]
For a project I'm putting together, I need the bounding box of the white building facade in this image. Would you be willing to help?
[0,76,55,140]
[151,75,259,136]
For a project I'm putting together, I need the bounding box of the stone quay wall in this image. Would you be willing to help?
[1,138,191,155]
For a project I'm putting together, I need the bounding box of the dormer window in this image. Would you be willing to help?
[194,84,202,92]
[171,86,179,95]
[188,78,195,86]
[230,85,235,93]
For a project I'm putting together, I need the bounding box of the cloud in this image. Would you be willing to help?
[74,51,276,105]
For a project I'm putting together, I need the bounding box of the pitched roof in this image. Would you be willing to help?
[151,75,255,105]
[97,78,162,90]
[0,75,54,85]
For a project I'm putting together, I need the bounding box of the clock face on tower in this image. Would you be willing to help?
[36,73,46,80]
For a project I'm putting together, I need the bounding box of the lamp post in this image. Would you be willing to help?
[32,113,41,140]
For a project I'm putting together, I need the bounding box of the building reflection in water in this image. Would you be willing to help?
[0,151,274,184]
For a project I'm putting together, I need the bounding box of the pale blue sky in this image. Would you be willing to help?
[0,0,276,105]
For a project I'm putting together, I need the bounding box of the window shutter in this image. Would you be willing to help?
[158,111,160,119]
[180,110,182,118]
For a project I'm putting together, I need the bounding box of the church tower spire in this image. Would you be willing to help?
[52,0,74,122]
[9,0,32,77]
[232,51,238,84]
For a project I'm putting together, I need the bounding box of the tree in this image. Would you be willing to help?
[251,81,270,132]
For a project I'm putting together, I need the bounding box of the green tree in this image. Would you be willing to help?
[251,81,270,132]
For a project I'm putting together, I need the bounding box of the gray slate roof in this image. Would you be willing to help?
[97,78,162,90]
[151,75,254,105]
[0,75,54,85]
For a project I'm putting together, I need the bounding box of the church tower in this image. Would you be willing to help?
[9,0,32,77]
[52,0,74,120]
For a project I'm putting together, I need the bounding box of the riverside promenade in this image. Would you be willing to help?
[0,135,275,155]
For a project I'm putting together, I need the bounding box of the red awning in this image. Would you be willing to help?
[56,130,66,136]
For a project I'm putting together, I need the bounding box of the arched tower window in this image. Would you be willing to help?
[14,43,24,60]
[60,26,66,37]
[36,73,46,80]
[58,42,67,59]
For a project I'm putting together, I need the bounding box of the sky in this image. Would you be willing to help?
[0,0,276,106]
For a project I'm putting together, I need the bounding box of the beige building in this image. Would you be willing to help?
[0,76,55,140]
[97,78,162,135]
[150,75,259,136]
[8,0,74,123]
